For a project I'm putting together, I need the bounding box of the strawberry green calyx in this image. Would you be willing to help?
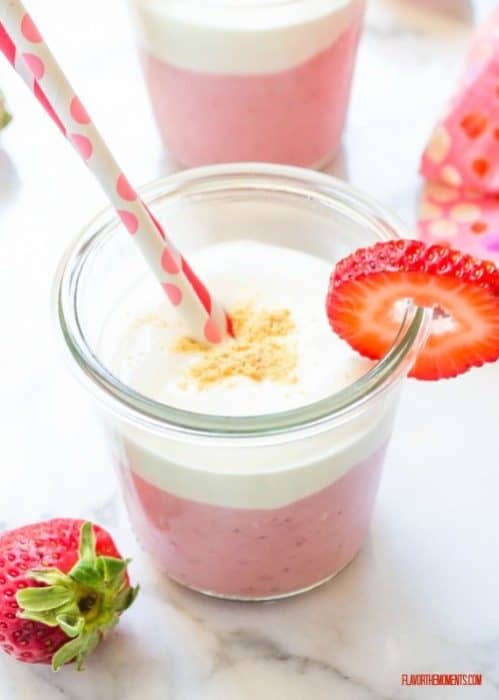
[15,522,138,671]
[0,108,11,129]
[0,92,11,129]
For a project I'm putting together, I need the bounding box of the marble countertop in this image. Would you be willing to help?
[1,0,499,698]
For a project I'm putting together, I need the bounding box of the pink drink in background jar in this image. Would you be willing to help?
[128,0,365,167]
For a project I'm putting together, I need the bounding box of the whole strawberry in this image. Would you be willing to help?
[0,519,138,670]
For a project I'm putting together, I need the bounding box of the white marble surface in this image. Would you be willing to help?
[1,0,499,697]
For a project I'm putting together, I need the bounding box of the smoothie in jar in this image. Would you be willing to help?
[57,166,428,601]
[98,241,391,599]
[129,0,364,167]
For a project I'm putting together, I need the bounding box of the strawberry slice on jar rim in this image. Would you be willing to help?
[326,239,499,380]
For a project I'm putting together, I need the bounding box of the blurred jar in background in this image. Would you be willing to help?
[402,0,472,21]
[128,0,365,168]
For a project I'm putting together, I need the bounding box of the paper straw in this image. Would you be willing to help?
[0,0,230,344]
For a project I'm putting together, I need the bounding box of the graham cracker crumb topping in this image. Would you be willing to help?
[175,304,298,389]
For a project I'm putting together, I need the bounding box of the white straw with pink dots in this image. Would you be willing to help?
[0,0,230,345]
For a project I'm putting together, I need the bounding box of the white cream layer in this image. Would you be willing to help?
[129,0,362,75]
[114,413,393,509]
[100,241,372,415]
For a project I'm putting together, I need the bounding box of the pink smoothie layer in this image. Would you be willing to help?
[141,15,362,167]
[126,445,386,598]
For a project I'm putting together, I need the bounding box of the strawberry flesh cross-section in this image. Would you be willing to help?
[326,239,499,380]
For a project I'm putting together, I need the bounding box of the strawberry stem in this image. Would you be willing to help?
[15,522,138,671]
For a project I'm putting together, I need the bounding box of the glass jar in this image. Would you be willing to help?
[128,0,365,167]
[55,164,429,600]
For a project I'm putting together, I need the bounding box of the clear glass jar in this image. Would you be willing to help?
[55,164,430,601]
[128,0,365,167]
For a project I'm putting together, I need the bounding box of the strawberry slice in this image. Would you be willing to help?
[327,239,499,380]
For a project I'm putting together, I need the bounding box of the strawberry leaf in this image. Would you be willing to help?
[78,522,97,565]
[96,556,129,584]
[55,613,85,638]
[52,636,85,671]
[16,608,60,627]
[16,585,74,611]
[29,568,72,587]
[70,561,103,588]
[112,584,139,612]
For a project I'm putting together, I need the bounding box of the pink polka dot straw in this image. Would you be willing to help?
[0,0,230,345]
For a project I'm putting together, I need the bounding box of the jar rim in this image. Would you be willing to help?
[55,164,431,440]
